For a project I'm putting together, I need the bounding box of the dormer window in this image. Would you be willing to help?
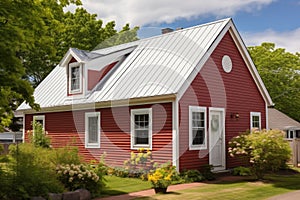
[69,62,82,94]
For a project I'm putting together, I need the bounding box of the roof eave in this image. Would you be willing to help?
[17,94,177,114]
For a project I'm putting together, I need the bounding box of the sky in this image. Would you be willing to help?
[66,0,300,53]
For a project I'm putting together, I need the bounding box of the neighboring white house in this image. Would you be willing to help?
[268,108,300,140]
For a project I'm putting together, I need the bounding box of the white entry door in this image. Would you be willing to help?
[209,108,225,171]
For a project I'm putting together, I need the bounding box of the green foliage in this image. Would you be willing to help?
[29,121,51,148]
[180,169,204,182]
[7,143,64,199]
[52,145,82,165]
[229,129,291,179]
[0,0,138,130]
[248,43,300,122]
[200,164,216,180]
[0,144,3,153]
[56,164,104,197]
[148,162,177,188]
[232,166,252,176]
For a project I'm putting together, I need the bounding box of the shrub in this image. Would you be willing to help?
[232,166,252,176]
[8,143,64,199]
[200,164,215,180]
[52,145,82,165]
[28,121,51,148]
[56,164,104,197]
[148,162,177,188]
[228,129,291,179]
[180,169,204,182]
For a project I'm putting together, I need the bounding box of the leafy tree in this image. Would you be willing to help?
[0,0,138,130]
[248,43,300,122]
[0,0,45,130]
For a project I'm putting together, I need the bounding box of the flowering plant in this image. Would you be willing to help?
[148,163,176,188]
[228,129,291,179]
[56,164,101,194]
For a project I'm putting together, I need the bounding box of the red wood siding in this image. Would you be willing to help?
[24,102,172,167]
[87,61,118,90]
[178,31,266,171]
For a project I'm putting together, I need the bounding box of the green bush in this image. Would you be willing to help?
[229,129,291,179]
[232,166,252,176]
[181,169,204,182]
[8,143,64,199]
[200,165,215,180]
[52,145,82,165]
[29,121,51,148]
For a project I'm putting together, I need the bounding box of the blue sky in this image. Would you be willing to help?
[67,0,300,53]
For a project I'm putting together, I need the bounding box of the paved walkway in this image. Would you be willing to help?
[95,176,300,200]
[267,190,300,200]
[95,182,204,200]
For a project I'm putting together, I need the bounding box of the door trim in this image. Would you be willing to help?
[209,107,226,171]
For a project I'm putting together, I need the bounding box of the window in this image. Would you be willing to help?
[250,112,261,130]
[189,106,207,150]
[85,112,100,148]
[286,130,294,139]
[131,108,152,149]
[33,115,45,130]
[69,62,82,94]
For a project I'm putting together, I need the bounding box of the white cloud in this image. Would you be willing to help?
[242,29,300,53]
[71,0,274,28]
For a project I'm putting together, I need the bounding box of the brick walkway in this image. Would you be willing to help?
[94,175,250,200]
[95,182,204,200]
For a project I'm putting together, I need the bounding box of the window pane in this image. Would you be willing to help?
[88,116,98,143]
[134,114,149,145]
[71,66,80,90]
[135,130,149,144]
[252,115,260,128]
[192,129,204,145]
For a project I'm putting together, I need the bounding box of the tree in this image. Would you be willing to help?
[248,43,300,122]
[0,0,81,130]
[25,7,139,87]
[0,0,138,130]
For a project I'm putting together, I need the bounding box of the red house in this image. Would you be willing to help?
[17,18,273,172]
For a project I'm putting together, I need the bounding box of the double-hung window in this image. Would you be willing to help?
[69,62,82,94]
[131,108,152,149]
[33,115,45,130]
[85,112,100,148]
[250,112,261,130]
[189,106,207,150]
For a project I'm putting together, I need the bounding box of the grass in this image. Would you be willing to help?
[100,175,152,197]
[134,169,300,200]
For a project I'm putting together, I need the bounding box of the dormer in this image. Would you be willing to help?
[59,46,137,98]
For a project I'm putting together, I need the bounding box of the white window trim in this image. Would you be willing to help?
[131,108,152,150]
[250,112,261,130]
[189,106,207,150]
[33,115,45,130]
[85,112,100,148]
[69,62,82,94]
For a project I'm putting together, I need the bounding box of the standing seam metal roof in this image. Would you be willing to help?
[18,18,244,110]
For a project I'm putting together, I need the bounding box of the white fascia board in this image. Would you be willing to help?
[59,48,84,68]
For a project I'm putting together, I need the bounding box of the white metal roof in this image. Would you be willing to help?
[17,18,273,112]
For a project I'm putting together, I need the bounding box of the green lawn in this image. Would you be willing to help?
[100,169,300,200]
[100,175,152,197]
[135,172,300,200]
